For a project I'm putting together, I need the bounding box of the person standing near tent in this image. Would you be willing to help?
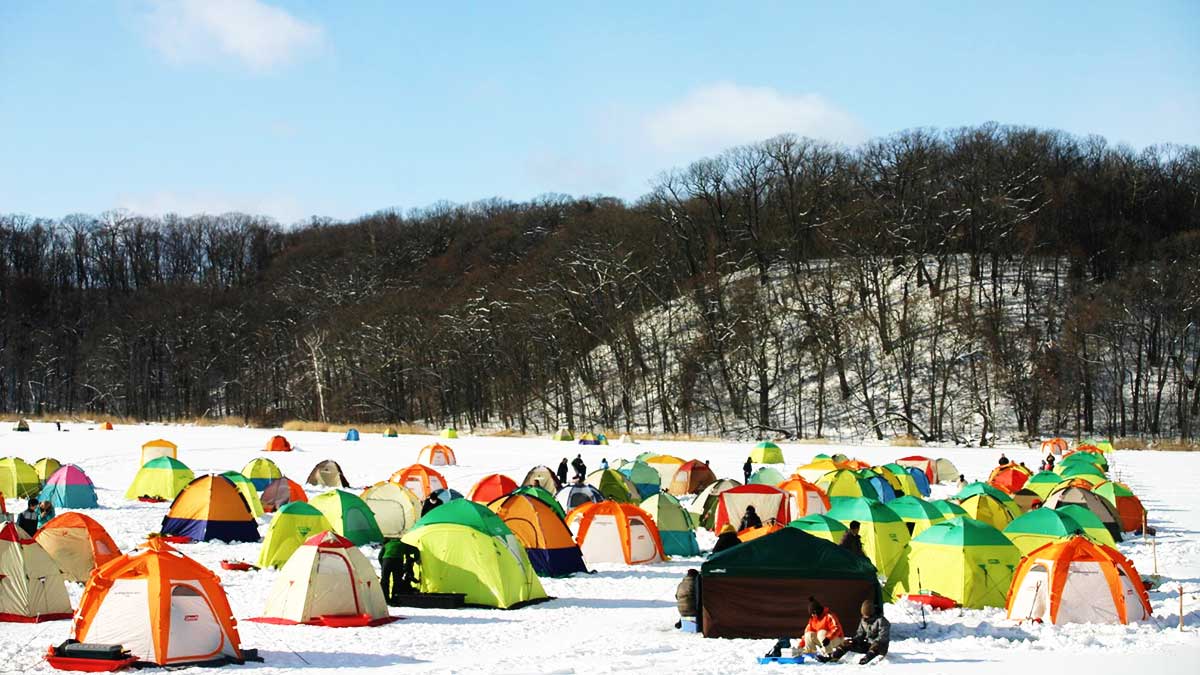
[556,458,569,485]
[1043,454,1056,471]
[818,599,890,664]
[16,498,39,536]
[711,524,741,555]
[599,458,609,470]
[421,491,442,516]
[839,521,865,558]
[998,453,1010,466]
[739,505,763,530]
[571,454,586,479]
[37,501,56,529]
[743,457,752,483]
[379,539,420,603]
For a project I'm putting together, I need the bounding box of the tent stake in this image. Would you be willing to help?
[1181,586,1185,631]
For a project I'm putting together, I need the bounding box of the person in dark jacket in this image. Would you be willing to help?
[556,458,569,485]
[571,454,586,478]
[839,521,865,558]
[16,497,39,536]
[674,569,699,628]
[819,599,891,664]
[739,505,763,530]
[743,457,753,483]
[421,491,442,516]
[379,539,420,603]
[998,453,1010,466]
[710,524,741,555]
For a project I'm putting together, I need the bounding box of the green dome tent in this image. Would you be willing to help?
[748,466,787,486]
[787,513,848,544]
[257,502,334,569]
[309,490,383,545]
[749,441,785,464]
[1003,508,1090,555]
[639,491,699,556]
[886,516,1020,608]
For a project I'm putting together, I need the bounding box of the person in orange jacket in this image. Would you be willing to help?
[801,597,845,655]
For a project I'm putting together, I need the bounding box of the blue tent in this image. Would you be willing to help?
[345,428,360,441]
[905,466,931,497]
[862,474,897,503]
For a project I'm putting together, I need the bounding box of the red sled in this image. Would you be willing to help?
[45,651,138,672]
[248,614,400,627]
[220,560,257,571]
[136,497,165,503]
[159,535,191,544]
[904,593,959,610]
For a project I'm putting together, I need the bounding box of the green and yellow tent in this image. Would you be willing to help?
[1054,504,1117,548]
[257,501,334,568]
[749,441,785,464]
[34,457,62,484]
[886,516,1020,608]
[817,469,879,502]
[585,469,639,503]
[929,500,967,519]
[309,490,383,545]
[241,457,283,491]
[401,523,547,608]
[1024,471,1064,500]
[957,493,1015,531]
[887,496,946,537]
[787,513,848,544]
[0,457,41,498]
[953,482,1021,518]
[1058,462,1107,482]
[124,456,194,501]
[748,466,787,486]
[825,497,910,577]
[1003,508,1090,555]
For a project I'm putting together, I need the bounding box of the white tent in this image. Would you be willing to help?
[0,522,73,621]
[259,531,391,626]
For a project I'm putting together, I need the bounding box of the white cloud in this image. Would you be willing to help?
[117,190,312,224]
[142,0,324,72]
[644,82,867,158]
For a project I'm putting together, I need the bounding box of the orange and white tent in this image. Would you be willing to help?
[566,501,665,565]
[896,456,935,483]
[1040,438,1069,456]
[1006,535,1152,625]
[33,512,121,583]
[389,464,447,500]
[777,476,830,517]
[254,531,394,627]
[140,439,178,466]
[72,537,244,666]
[642,454,686,487]
[0,522,73,622]
[416,443,457,466]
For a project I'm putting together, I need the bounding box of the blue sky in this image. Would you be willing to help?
[2,1,1197,223]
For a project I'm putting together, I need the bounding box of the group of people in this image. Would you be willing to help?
[768,597,891,664]
[15,497,55,536]
[556,455,589,485]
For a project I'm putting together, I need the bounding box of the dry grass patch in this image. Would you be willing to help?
[1113,437,1148,451]
[1151,439,1200,452]
[890,434,922,447]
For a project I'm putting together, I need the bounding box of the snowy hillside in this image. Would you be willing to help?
[0,422,1197,673]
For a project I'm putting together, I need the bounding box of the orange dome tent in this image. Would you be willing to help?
[72,537,245,666]
[389,464,448,500]
[567,501,665,565]
[34,512,120,583]
[1040,438,1069,456]
[469,474,518,503]
[99,422,113,431]
[777,476,830,517]
[989,464,1033,494]
[1006,536,1151,625]
[415,443,457,466]
[264,435,292,452]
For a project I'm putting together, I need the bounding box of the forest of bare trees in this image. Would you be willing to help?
[2,124,1197,443]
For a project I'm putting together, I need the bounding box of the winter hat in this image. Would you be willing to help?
[718,524,736,535]
[808,597,824,614]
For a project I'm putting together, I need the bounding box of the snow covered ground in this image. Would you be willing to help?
[1,422,1198,674]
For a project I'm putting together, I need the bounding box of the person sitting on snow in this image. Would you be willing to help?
[818,599,890,665]
[766,596,845,658]
[710,524,741,555]
[739,505,763,530]
[673,569,699,628]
